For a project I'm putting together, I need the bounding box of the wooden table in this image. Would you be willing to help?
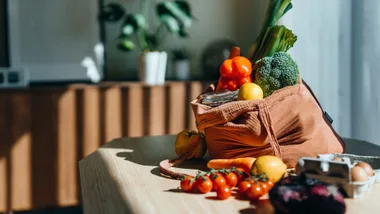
[79,136,380,214]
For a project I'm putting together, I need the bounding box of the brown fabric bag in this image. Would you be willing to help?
[190,79,346,168]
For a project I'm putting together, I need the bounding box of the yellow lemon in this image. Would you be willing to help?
[250,155,287,183]
[237,83,264,101]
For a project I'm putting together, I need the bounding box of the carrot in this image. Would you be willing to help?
[228,46,241,59]
[207,157,256,174]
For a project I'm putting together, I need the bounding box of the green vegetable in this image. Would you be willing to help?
[252,25,297,64]
[253,52,299,97]
[248,0,297,65]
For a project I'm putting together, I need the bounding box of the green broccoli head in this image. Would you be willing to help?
[254,51,299,97]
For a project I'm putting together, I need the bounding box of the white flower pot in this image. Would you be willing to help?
[174,60,190,80]
[138,51,168,85]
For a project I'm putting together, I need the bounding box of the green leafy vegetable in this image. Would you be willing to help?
[254,52,299,97]
[248,0,296,64]
[252,25,297,64]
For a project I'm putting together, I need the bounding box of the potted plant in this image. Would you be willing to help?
[99,0,195,85]
[172,48,191,80]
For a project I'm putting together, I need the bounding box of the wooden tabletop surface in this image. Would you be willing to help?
[79,136,380,214]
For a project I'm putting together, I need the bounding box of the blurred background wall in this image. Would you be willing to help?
[351,0,380,146]
[104,0,268,80]
[279,0,352,138]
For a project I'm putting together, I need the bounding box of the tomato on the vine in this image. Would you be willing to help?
[266,180,274,188]
[180,176,195,193]
[210,174,226,192]
[223,171,238,187]
[259,181,270,195]
[217,186,232,200]
[246,183,264,200]
[233,168,249,183]
[238,181,252,195]
[196,176,213,194]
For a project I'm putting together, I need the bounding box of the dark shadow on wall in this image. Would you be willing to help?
[230,0,268,57]
[0,91,61,211]
[0,0,9,67]
[0,88,107,213]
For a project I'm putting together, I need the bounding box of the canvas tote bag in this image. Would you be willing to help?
[191,78,346,168]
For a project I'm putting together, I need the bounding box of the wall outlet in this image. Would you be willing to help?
[0,68,30,88]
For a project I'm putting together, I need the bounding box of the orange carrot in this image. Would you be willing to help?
[207,157,256,174]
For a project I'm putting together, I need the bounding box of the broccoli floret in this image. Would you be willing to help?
[254,52,299,97]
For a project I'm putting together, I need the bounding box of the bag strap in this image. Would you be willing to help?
[301,79,346,153]
[258,102,282,158]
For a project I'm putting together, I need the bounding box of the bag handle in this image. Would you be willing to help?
[258,103,282,158]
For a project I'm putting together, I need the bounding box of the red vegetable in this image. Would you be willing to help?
[216,47,253,92]
[217,186,232,200]
[246,183,265,200]
[180,176,195,192]
[196,175,213,194]
[222,170,238,188]
[238,181,252,195]
[210,173,227,192]
[217,77,237,91]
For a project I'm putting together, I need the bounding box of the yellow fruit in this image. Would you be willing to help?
[175,130,207,159]
[250,155,287,183]
[237,83,264,101]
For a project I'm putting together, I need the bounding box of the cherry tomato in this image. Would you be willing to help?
[238,181,252,195]
[234,168,249,183]
[259,181,269,194]
[266,180,274,188]
[237,75,252,88]
[180,176,195,192]
[217,186,232,200]
[224,172,238,187]
[210,174,227,192]
[246,184,264,200]
[196,176,213,194]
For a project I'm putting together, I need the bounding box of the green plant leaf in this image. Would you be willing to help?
[120,13,148,36]
[174,0,191,17]
[159,14,180,34]
[98,3,126,22]
[156,1,193,29]
[178,29,189,38]
[145,34,159,50]
[118,38,135,52]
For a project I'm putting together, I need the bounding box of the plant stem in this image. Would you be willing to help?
[140,0,149,18]
[155,23,167,48]
[137,30,150,52]
[138,0,151,52]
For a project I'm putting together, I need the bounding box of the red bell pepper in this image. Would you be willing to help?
[216,47,253,92]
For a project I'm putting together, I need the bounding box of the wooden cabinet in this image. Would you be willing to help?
[0,81,209,212]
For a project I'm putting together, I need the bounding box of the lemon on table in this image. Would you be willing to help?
[237,83,264,101]
[250,155,287,183]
